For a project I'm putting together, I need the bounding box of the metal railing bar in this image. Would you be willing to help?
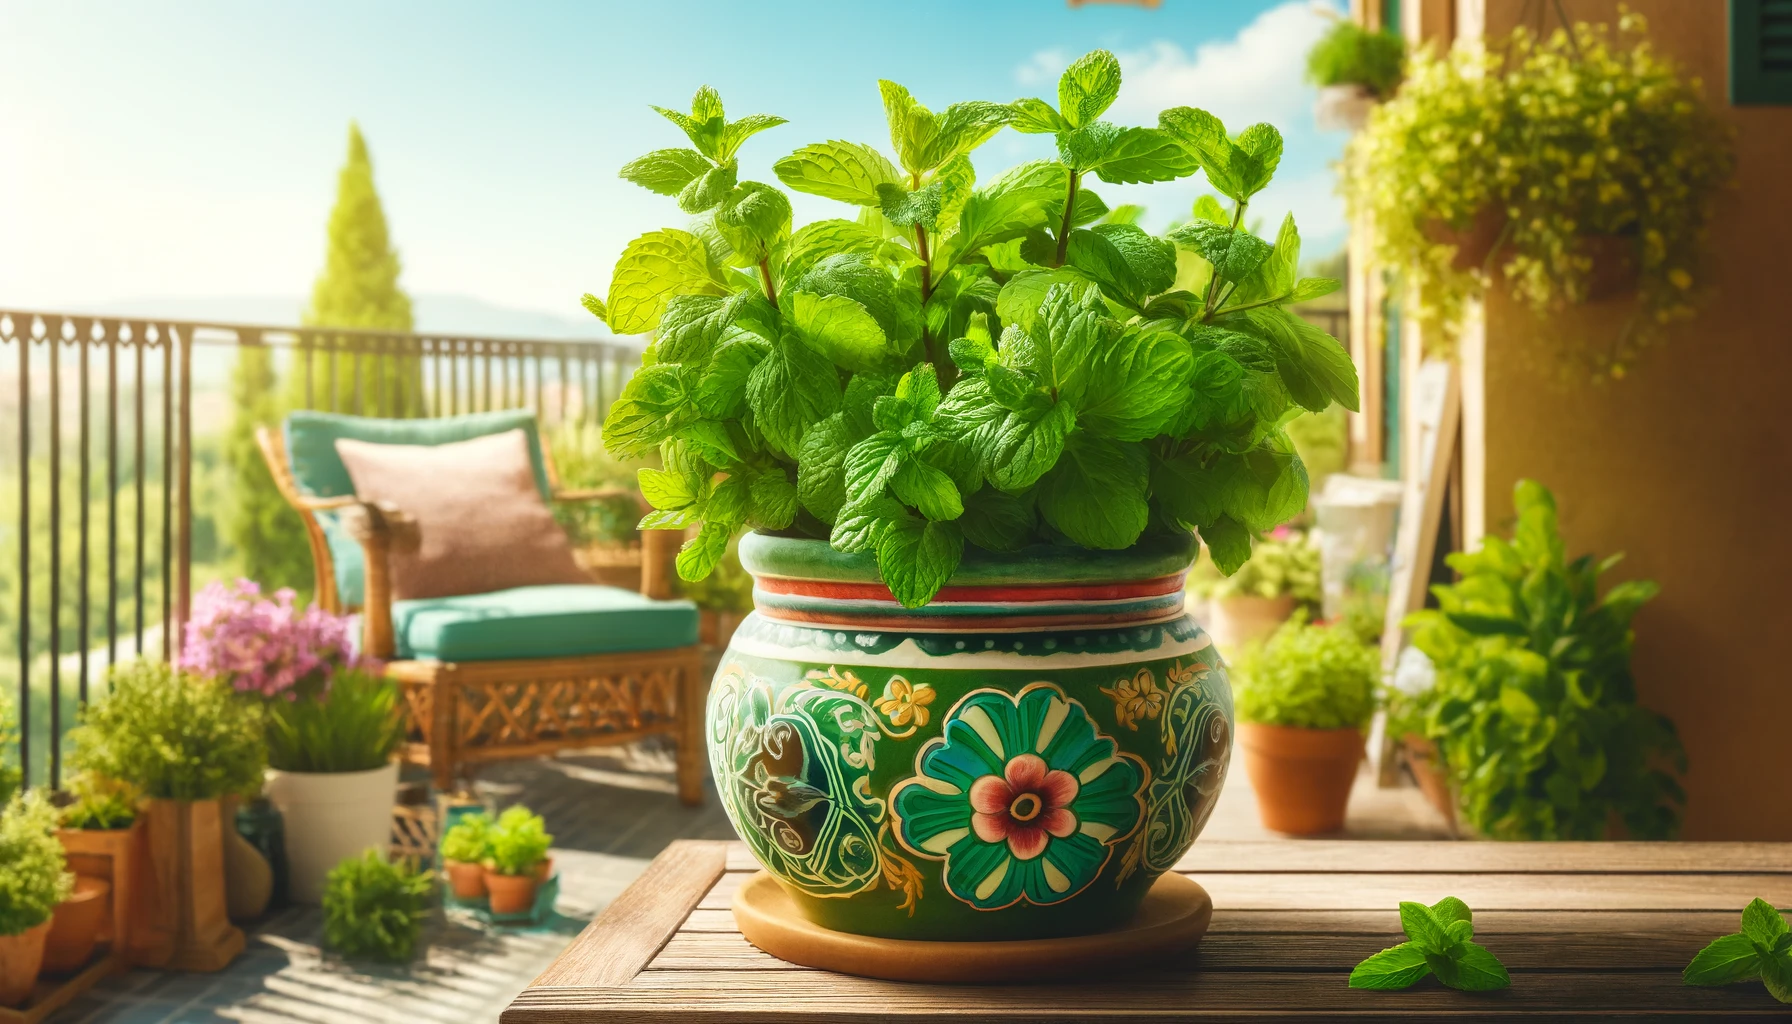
[17,321,31,784]
[79,326,91,707]
[133,335,145,656]
[107,330,117,674]
[160,330,173,663]
[49,323,62,788]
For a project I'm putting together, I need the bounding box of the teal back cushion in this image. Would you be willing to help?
[283,409,551,607]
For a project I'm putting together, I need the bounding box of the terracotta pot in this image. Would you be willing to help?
[1206,594,1297,653]
[1423,206,1508,272]
[0,921,51,1008]
[1237,723,1365,835]
[484,870,542,916]
[444,859,487,900]
[1402,734,1458,828]
[140,799,245,972]
[41,875,111,975]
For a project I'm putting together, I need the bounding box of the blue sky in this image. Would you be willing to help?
[0,0,1347,331]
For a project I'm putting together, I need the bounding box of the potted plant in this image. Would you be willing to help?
[178,579,404,905]
[481,806,552,916]
[1192,526,1322,652]
[0,792,74,1007]
[1395,480,1685,840]
[1233,617,1380,835]
[43,773,141,975]
[1345,12,1732,378]
[68,659,264,971]
[583,50,1356,941]
[438,812,492,900]
[1307,18,1405,131]
[321,850,432,963]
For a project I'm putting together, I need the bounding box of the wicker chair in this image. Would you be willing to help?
[256,409,706,803]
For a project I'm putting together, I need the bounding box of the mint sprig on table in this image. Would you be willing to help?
[1683,898,1792,1004]
[1349,897,1511,992]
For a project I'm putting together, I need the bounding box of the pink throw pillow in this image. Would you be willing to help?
[333,428,590,601]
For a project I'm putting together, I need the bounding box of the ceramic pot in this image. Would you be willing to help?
[0,921,51,1007]
[264,761,399,904]
[1205,594,1296,653]
[41,875,111,975]
[484,870,541,915]
[709,533,1233,942]
[444,859,487,900]
[1314,83,1376,132]
[220,796,273,924]
[1237,723,1365,835]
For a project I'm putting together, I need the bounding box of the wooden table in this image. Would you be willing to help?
[504,839,1792,1021]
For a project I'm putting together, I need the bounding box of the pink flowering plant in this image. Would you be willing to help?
[179,579,367,700]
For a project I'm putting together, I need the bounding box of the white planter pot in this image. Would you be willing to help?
[1314,84,1377,132]
[264,762,399,904]
[1208,594,1297,654]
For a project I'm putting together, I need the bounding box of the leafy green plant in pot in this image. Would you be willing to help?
[482,806,553,916]
[1192,526,1321,652]
[1234,617,1379,835]
[321,850,432,963]
[44,772,141,975]
[1392,480,1685,840]
[0,793,74,1006]
[69,658,263,971]
[1307,19,1405,131]
[582,50,1358,943]
[178,579,404,906]
[438,812,492,901]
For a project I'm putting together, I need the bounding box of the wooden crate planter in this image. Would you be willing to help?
[0,948,120,1024]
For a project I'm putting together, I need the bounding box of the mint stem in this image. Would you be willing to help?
[1052,169,1081,268]
[1202,199,1248,321]
[757,258,779,310]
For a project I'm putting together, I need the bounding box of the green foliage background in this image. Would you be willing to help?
[0,791,73,936]
[1235,617,1379,730]
[69,659,267,801]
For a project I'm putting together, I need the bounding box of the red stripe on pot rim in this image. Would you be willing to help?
[753,574,1188,604]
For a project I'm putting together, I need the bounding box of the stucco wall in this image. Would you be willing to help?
[1474,1,1792,838]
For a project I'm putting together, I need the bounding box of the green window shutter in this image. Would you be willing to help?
[1732,0,1792,104]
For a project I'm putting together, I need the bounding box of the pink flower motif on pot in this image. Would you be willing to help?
[968,754,1079,861]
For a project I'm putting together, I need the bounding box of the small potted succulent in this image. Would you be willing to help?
[44,773,140,975]
[1234,617,1379,835]
[321,850,432,963]
[481,807,553,916]
[179,579,404,905]
[1193,526,1322,652]
[69,658,265,971]
[0,792,74,1006]
[438,812,493,901]
[1307,18,1405,131]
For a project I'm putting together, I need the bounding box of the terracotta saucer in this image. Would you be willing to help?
[731,871,1212,984]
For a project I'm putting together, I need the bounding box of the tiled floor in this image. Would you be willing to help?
[53,738,1449,1023]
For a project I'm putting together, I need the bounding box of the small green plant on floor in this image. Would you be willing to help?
[1193,527,1322,612]
[486,806,553,876]
[322,850,433,963]
[1234,617,1379,731]
[59,772,140,830]
[69,659,267,802]
[585,50,1358,608]
[440,811,493,864]
[1684,899,1792,1004]
[0,791,74,937]
[1394,480,1685,840]
[263,668,405,775]
[1307,19,1406,98]
[1350,897,1511,991]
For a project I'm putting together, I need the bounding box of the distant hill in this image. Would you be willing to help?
[56,293,616,341]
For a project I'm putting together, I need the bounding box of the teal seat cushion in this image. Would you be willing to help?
[390,584,699,662]
[283,409,551,608]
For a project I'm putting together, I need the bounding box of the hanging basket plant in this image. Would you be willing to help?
[1345,12,1733,379]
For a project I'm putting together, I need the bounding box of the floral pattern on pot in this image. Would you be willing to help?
[1116,659,1233,882]
[890,682,1147,911]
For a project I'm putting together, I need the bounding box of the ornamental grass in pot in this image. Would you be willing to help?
[0,792,74,1007]
[179,580,404,905]
[583,50,1358,941]
[1233,618,1379,835]
[481,807,553,915]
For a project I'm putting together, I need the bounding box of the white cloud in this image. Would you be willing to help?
[1016,3,1340,130]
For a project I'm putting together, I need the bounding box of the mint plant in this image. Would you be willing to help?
[1349,897,1511,992]
[586,52,1359,606]
[1684,899,1792,1004]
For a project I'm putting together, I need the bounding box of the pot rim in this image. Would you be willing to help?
[740,531,1195,586]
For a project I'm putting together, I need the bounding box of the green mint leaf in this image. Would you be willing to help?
[876,517,963,609]
[1036,433,1149,550]
[1092,223,1178,298]
[873,395,915,432]
[694,337,766,420]
[773,140,903,207]
[638,465,700,511]
[1399,901,1449,955]
[844,431,907,505]
[796,414,854,524]
[1759,952,1792,1003]
[677,419,741,466]
[1168,221,1273,286]
[638,507,695,531]
[1742,900,1790,949]
[1225,306,1360,413]
[831,496,905,553]
[927,101,1010,169]
[1232,123,1284,195]
[1685,933,1763,987]
[620,148,711,197]
[1289,277,1341,303]
[876,180,944,231]
[1191,194,1230,225]
[689,85,725,124]
[1057,120,1123,172]
[718,113,786,163]
[949,334,996,374]
[984,363,1049,416]
[787,290,896,375]
[602,364,699,457]
[748,469,798,531]
[896,363,942,420]
[793,253,924,354]
[1079,328,1194,442]
[677,162,737,215]
[891,460,963,522]
[1231,212,1300,306]
[715,182,793,262]
[655,293,736,365]
[746,326,841,457]
[940,161,1064,266]
[1437,942,1511,992]
[1058,49,1121,129]
[878,79,938,175]
[1430,896,1474,928]
[1151,451,1224,530]
[675,520,731,582]
[1221,430,1309,534]
[605,229,722,335]
[986,400,1075,491]
[1348,942,1431,991]
[1444,919,1474,947]
[580,292,607,323]
[783,219,896,283]
[995,268,1102,334]
[1007,97,1068,135]
[652,93,723,161]
[1157,106,1246,202]
[1199,514,1251,575]
[959,486,1035,553]
[1090,126,1200,185]
[1024,283,1108,404]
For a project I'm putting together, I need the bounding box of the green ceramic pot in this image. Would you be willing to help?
[708,532,1233,942]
